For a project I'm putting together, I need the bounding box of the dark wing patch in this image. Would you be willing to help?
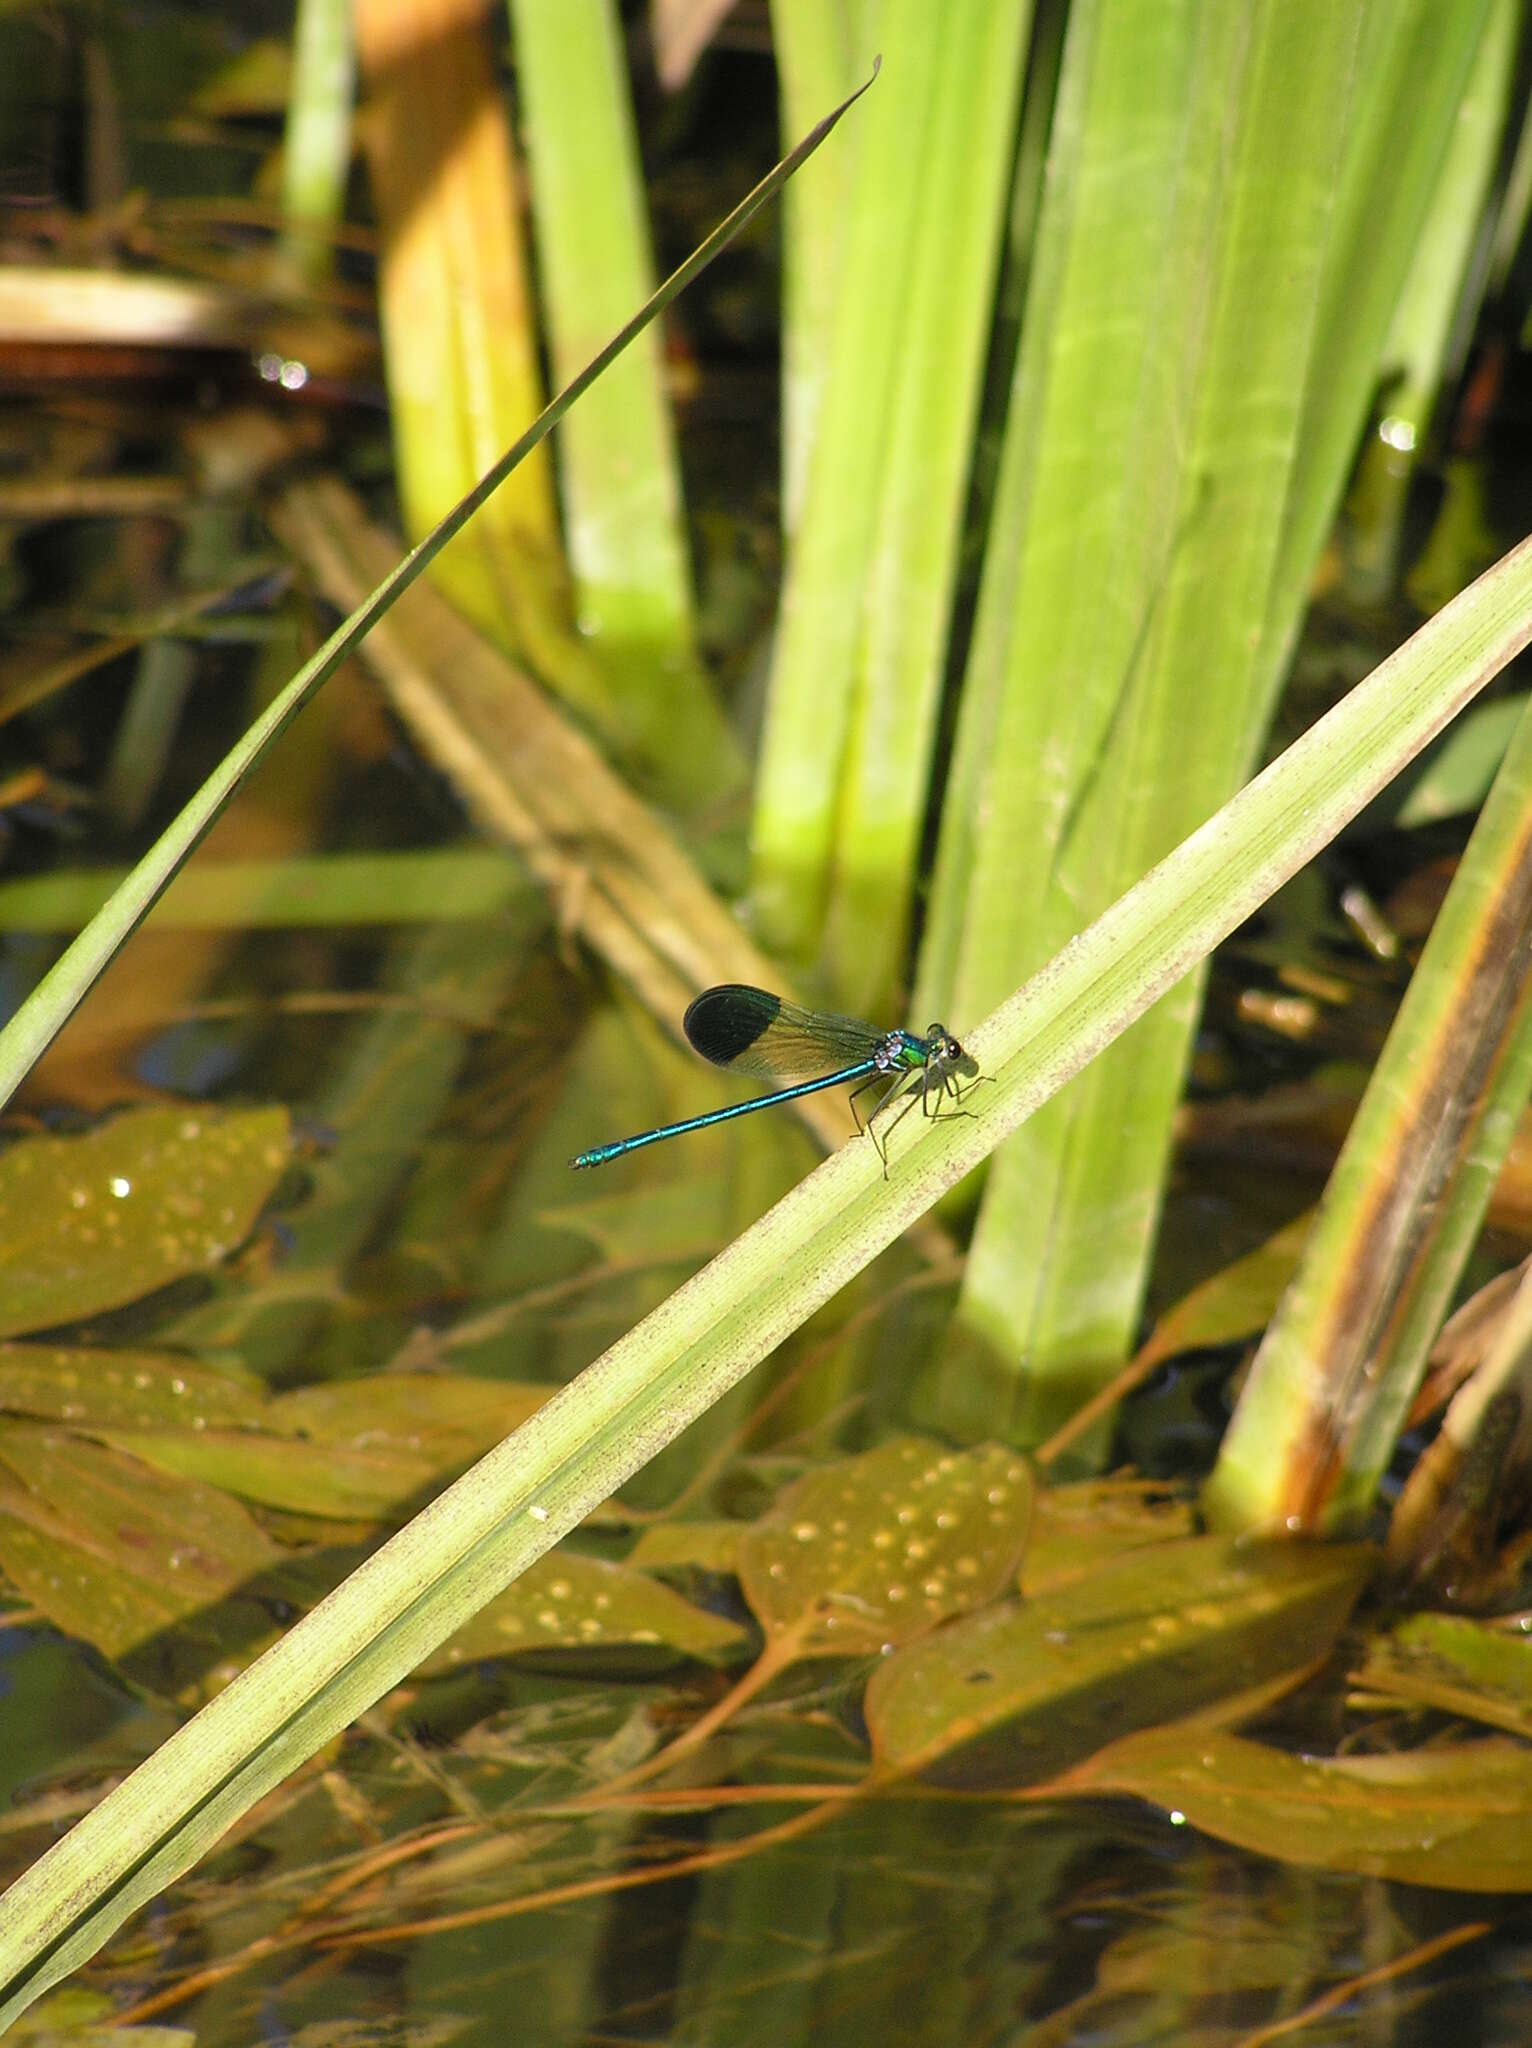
[684,986,884,1079]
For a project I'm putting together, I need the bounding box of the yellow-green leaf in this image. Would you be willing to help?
[269,1370,550,1461]
[1024,1477,1197,1596]
[0,1343,264,1430]
[738,1436,1033,1655]
[95,1426,435,1521]
[0,1107,290,1337]
[1353,1611,1532,1739]
[0,1428,277,1659]
[1079,1726,1532,1891]
[867,1535,1373,1784]
[418,1551,748,1672]
[627,1519,746,1576]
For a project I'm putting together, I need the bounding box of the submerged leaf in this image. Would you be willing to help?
[418,1551,748,1671]
[0,1427,277,1658]
[627,1519,746,1576]
[1353,1612,1532,1738]
[738,1436,1033,1655]
[0,1106,290,1337]
[1024,1477,1197,1595]
[103,1371,559,1518]
[1079,1726,1532,1891]
[0,1343,264,1430]
[5,1983,195,2045]
[867,1535,1373,1784]
[94,1426,439,1520]
[269,1370,550,1461]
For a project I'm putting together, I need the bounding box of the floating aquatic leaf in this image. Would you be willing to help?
[0,1427,277,1659]
[867,1535,1372,1785]
[104,1371,558,1518]
[418,1551,748,1672]
[1077,1726,1532,1891]
[0,1342,264,1431]
[738,1436,1033,1656]
[627,1519,746,1576]
[0,1105,290,1337]
[584,1442,1034,1794]
[269,1370,550,1461]
[1353,1612,1532,1738]
[95,1425,439,1520]
[1024,1477,1196,1595]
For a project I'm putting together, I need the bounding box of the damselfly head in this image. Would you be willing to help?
[926,1024,978,1079]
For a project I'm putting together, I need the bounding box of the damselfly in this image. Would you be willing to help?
[571,983,979,1171]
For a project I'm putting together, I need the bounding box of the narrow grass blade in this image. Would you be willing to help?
[511,0,745,813]
[821,0,1033,1017]
[278,0,354,286]
[751,0,949,961]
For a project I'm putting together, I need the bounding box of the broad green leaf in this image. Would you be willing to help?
[867,1535,1372,1784]
[0,1343,264,1431]
[94,1426,437,1520]
[738,1436,1033,1655]
[111,1374,555,1519]
[269,1371,551,1460]
[0,1106,290,1337]
[0,1429,276,1660]
[1023,1477,1197,1595]
[627,1519,746,1576]
[1078,1726,1532,1891]
[417,1551,748,1673]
